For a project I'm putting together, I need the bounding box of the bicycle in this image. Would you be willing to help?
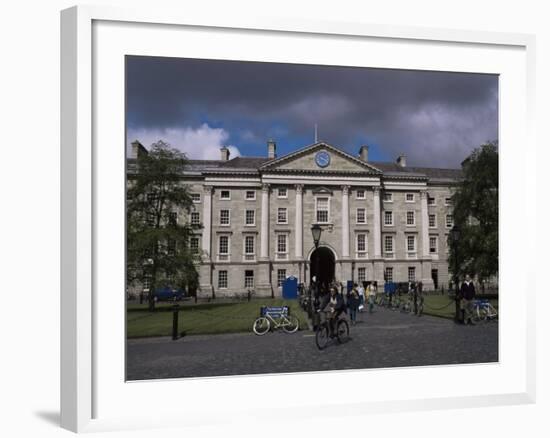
[471,299,498,322]
[315,310,350,350]
[252,306,300,335]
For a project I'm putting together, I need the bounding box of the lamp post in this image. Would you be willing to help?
[310,224,322,322]
[450,225,461,323]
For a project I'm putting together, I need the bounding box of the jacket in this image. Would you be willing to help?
[460,281,476,300]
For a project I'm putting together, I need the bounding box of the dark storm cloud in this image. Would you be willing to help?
[126,56,498,167]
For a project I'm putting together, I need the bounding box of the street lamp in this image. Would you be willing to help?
[450,224,461,323]
[310,224,323,324]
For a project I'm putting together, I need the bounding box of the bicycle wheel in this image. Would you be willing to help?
[282,315,300,333]
[252,317,270,335]
[336,319,350,344]
[471,307,485,323]
[315,324,330,350]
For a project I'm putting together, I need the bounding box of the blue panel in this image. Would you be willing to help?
[282,276,298,299]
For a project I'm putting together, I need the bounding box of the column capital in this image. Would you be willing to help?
[202,185,214,195]
[342,185,350,195]
[373,186,381,194]
[419,190,428,199]
[295,184,304,194]
[262,183,271,193]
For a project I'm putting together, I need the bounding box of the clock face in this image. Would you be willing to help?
[315,150,331,168]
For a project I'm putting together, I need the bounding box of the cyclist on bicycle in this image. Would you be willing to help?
[318,286,346,337]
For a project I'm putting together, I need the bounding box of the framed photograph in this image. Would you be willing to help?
[61,5,536,433]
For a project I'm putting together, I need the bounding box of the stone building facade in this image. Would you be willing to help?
[129,140,462,297]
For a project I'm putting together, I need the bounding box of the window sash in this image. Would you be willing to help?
[384,235,394,253]
[218,271,228,288]
[384,211,393,225]
[356,208,366,224]
[277,269,287,287]
[407,236,416,252]
[220,210,230,225]
[408,267,416,282]
[357,234,366,252]
[219,236,229,254]
[277,208,288,224]
[245,210,255,225]
[385,268,393,282]
[220,190,231,199]
[406,211,415,225]
[245,191,256,200]
[244,236,255,254]
[277,234,287,253]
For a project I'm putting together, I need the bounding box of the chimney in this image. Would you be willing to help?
[130,140,148,159]
[359,145,369,162]
[396,154,407,168]
[220,146,230,161]
[267,139,277,159]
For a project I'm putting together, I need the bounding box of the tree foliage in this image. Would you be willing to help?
[449,141,498,282]
[127,141,201,311]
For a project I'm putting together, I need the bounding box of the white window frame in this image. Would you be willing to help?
[385,267,394,282]
[406,234,417,253]
[277,187,288,198]
[220,190,231,200]
[315,196,331,224]
[405,193,415,203]
[219,209,231,226]
[406,210,416,226]
[384,210,394,226]
[383,192,393,202]
[218,270,228,289]
[357,267,366,282]
[445,197,452,206]
[244,270,254,288]
[244,210,255,226]
[190,211,200,225]
[408,267,416,282]
[218,235,230,256]
[356,207,366,224]
[384,235,394,258]
[429,235,438,254]
[191,193,201,203]
[446,214,454,228]
[276,233,288,259]
[277,269,287,287]
[356,233,368,258]
[245,190,256,201]
[244,235,255,255]
[356,189,366,200]
[428,196,436,206]
[429,213,437,228]
[190,236,200,253]
[277,207,288,224]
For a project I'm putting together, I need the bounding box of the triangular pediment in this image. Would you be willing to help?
[260,142,382,174]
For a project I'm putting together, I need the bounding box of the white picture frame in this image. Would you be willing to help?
[61,5,536,433]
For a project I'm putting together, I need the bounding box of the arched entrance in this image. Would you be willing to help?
[310,246,336,293]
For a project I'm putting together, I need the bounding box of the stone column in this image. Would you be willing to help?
[199,185,213,296]
[295,184,303,259]
[373,186,382,257]
[260,183,270,260]
[420,190,434,290]
[341,185,350,258]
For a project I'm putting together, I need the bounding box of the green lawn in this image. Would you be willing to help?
[127,298,309,338]
[420,295,499,319]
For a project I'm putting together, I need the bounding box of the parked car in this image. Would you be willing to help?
[152,286,186,302]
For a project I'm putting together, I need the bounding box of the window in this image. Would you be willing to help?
[406,193,415,202]
[190,211,200,225]
[383,192,393,202]
[445,197,452,206]
[191,193,201,203]
[356,189,366,199]
[384,211,393,226]
[356,234,367,258]
[244,235,255,255]
[277,269,287,287]
[244,270,254,288]
[219,236,229,255]
[358,267,366,282]
[408,267,416,282]
[430,236,438,254]
[146,193,159,203]
[385,267,393,282]
[446,214,454,228]
[429,214,437,228]
[277,187,287,198]
[245,190,256,200]
[277,234,287,254]
[277,207,288,224]
[220,190,231,200]
[167,239,176,256]
[428,196,436,206]
[218,270,228,288]
[142,276,151,290]
[316,197,329,223]
[384,235,394,254]
[245,210,255,226]
[220,209,230,225]
[407,235,416,252]
[406,211,415,226]
[146,212,156,226]
[168,211,178,226]
[356,208,366,224]
[190,236,200,253]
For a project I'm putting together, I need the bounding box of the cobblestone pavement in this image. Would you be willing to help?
[126,308,498,380]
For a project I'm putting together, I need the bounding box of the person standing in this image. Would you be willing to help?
[347,283,360,325]
[367,282,376,313]
[460,275,476,324]
[357,282,366,312]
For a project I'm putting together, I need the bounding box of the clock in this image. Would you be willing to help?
[315,150,331,168]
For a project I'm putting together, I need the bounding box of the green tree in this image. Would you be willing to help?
[127,141,201,311]
[450,141,498,284]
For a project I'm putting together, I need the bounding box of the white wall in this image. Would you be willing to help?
[0,1,547,437]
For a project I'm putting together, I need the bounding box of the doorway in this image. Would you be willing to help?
[310,246,336,293]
